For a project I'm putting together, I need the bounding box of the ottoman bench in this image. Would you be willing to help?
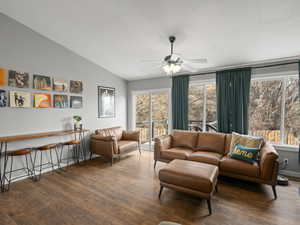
[158,159,219,215]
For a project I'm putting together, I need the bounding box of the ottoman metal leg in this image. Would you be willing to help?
[159,185,164,199]
[207,199,212,215]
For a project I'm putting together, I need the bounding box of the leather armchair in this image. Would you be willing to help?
[90,127,141,165]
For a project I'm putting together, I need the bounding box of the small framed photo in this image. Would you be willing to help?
[33,74,52,90]
[8,70,29,88]
[70,80,83,94]
[70,96,83,109]
[53,79,68,92]
[98,86,115,118]
[0,89,7,107]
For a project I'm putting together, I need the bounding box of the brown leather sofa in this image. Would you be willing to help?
[90,126,141,165]
[154,130,279,199]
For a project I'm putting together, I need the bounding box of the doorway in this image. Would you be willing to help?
[133,89,171,151]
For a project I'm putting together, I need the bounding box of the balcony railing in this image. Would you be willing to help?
[136,120,168,144]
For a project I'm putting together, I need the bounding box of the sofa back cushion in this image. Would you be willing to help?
[95,126,123,141]
[172,130,198,150]
[195,132,226,154]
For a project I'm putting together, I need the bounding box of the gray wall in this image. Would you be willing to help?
[0,13,127,170]
[127,70,300,177]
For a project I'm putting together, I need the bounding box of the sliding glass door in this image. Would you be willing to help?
[134,90,170,151]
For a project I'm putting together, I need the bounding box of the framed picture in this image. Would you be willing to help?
[54,95,68,108]
[0,68,7,86]
[70,96,83,108]
[98,86,115,118]
[8,70,29,88]
[33,74,51,90]
[53,79,68,92]
[34,93,52,108]
[10,91,31,108]
[0,89,7,107]
[70,80,83,94]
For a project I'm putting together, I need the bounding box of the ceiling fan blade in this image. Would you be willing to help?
[181,64,198,73]
[140,59,162,63]
[184,58,208,64]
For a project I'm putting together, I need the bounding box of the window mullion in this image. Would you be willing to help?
[280,79,286,145]
[203,85,207,131]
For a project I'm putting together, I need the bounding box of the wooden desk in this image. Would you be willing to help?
[0,129,89,192]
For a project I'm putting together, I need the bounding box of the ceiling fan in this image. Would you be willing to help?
[142,36,207,76]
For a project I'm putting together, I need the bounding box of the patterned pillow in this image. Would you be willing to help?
[229,132,264,154]
[229,144,260,164]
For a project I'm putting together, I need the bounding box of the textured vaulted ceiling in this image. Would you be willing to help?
[1,0,300,80]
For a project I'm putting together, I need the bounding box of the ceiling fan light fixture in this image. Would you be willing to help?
[163,63,181,75]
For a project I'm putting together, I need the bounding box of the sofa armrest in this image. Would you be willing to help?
[154,135,172,161]
[122,130,140,142]
[259,143,279,182]
[90,135,118,156]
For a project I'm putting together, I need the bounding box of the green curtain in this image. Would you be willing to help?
[172,75,189,130]
[216,68,251,134]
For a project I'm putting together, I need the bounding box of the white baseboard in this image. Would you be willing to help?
[279,170,300,178]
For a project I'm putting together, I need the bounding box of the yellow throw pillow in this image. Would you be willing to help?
[229,132,264,154]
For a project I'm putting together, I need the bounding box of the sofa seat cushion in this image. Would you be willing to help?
[118,140,137,153]
[220,156,260,177]
[187,151,222,166]
[196,132,226,154]
[161,147,193,160]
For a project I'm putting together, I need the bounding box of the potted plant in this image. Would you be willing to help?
[73,115,82,130]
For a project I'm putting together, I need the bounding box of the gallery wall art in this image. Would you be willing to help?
[0,68,7,86]
[0,90,7,107]
[70,96,83,108]
[0,65,86,110]
[34,93,52,108]
[70,80,83,94]
[8,70,29,88]
[10,91,31,108]
[33,74,52,90]
[54,95,68,108]
[98,86,115,118]
[53,79,68,92]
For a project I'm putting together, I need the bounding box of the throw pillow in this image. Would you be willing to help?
[229,144,260,164]
[229,132,264,154]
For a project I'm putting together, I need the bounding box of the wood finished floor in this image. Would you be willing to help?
[0,151,300,225]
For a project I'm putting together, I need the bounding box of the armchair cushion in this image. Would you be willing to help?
[122,130,140,142]
[118,140,138,153]
[91,134,117,141]
[95,126,123,141]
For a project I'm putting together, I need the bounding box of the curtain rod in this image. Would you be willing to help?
[188,60,299,77]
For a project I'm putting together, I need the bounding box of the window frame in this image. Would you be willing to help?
[250,74,299,149]
[189,80,216,132]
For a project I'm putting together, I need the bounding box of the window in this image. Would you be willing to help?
[249,76,300,146]
[188,83,217,132]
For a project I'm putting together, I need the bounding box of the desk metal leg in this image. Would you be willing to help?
[0,142,8,192]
